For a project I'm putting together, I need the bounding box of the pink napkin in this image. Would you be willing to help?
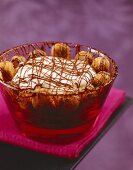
[0,88,125,159]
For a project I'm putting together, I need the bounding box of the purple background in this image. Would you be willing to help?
[0,0,133,169]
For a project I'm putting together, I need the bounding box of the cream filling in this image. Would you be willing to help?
[12,56,96,94]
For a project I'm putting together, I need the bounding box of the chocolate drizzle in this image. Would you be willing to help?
[12,54,95,95]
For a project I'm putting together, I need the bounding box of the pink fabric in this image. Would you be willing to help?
[0,88,125,159]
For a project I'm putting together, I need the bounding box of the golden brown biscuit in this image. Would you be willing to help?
[75,51,94,65]
[17,90,33,110]
[28,49,46,59]
[31,85,57,109]
[63,95,80,110]
[17,98,31,110]
[32,94,44,109]
[51,43,71,60]
[0,70,3,81]
[0,61,16,82]
[11,55,26,68]
[31,86,49,109]
[91,56,110,72]
[88,84,95,90]
[32,94,56,109]
[31,84,80,110]
[92,71,111,87]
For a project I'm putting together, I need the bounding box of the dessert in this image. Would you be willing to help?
[11,48,97,111]
[0,41,117,144]
[12,56,96,94]
[0,43,112,114]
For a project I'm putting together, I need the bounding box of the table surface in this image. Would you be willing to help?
[0,97,132,170]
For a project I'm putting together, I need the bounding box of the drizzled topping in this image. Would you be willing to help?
[12,56,96,94]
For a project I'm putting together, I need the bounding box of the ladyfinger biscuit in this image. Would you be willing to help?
[51,43,71,60]
[92,71,111,87]
[0,61,16,82]
[91,56,110,72]
[11,55,26,68]
[0,70,3,81]
[75,51,94,65]
[28,49,46,59]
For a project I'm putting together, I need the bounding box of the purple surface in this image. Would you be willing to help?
[0,0,132,169]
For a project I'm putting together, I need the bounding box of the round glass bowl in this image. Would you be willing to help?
[0,41,118,144]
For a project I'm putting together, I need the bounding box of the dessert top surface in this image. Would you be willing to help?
[12,55,96,94]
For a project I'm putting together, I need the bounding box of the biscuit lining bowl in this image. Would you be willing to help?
[0,41,118,144]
